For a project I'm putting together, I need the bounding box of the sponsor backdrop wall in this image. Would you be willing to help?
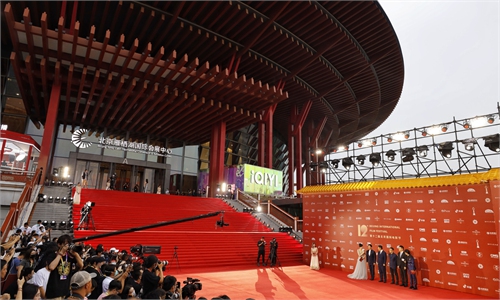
[302,181,499,298]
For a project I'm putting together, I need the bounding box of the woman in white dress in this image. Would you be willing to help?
[157,185,162,194]
[310,243,320,270]
[73,182,82,205]
[348,243,368,280]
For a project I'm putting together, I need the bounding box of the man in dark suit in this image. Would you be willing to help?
[377,245,387,283]
[366,243,376,280]
[256,237,266,266]
[397,245,408,287]
[388,247,399,284]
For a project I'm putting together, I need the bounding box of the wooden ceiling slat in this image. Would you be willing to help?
[57,16,64,61]
[130,43,152,79]
[40,58,49,111]
[136,10,155,48]
[143,13,164,48]
[120,38,139,74]
[117,3,135,46]
[84,26,95,66]
[98,76,125,128]
[22,8,36,59]
[108,34,125,71]
[96,30,110,70]
[148,92,190,135]
[154,94,200,136]
[89,73,113,125]
[63,64,74,125]
[151,1,185,54]
[24,55,41,120]
[172,98,215,133]
[139,89,178,132]
[172,57,199,88]
[81,70,100,123]
[130,85,167,129]
[96,1,111,40]
[72,67,88,124]
[127,83,159,127]
[105,78,136,128]
[108,1,123,41]
[113,81,147,128]
[9,52,34,125]
[159,96,208,136]
[70,21,79,63]
[125,7,144,49]
[40,12,49,59]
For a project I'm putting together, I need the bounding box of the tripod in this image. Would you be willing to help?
[168,246,181,273]
[77,210,95,230]
[266,249,282,269]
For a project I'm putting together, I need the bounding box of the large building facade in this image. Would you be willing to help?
[1,1,404,196]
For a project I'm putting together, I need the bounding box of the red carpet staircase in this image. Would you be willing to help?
[72,190,303,273]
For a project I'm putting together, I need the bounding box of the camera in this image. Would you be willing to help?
[158,260,168,266]
[81,201,95,214]
[183,277,202,291]
[69,243,84,253]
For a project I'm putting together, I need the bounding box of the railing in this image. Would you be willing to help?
[1,168,42,243]
[0,169,37,182]
[237,189,303,232]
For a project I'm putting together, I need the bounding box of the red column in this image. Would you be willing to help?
[258,121,265,167]
[209,121,226,197]
[287,123,294,197]
[38,84,61,184]
[265,105,275,169]
[296,126,303,191]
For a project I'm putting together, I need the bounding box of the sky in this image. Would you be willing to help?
[366,0,499,138]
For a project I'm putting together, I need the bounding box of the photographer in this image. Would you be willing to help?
[45,235,83,299]
[142,255,165,296]
[162,275,180,299]
[256,237,266,266]
[269,238,278,267]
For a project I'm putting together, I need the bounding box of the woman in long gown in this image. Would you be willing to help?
[310,243,320,270]
[348,243,368,280]
[73,182,82,205]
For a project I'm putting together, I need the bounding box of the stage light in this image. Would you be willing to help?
[356,155,366,165]
[315,149,322,154]
[50,220,57,229]
[392,132,408,141]
[402,148,415,162]
[385,150,396,161]
[462,138,477,151]
[59,221,67,229]
[42,220,48,227]
[417,145,429,157]
[441,125,448,132]
[421,131,428,137]
[438,142,454,158]
[427,125,443,135]
[462,121,470,129]
[342,157,354,170]
[484,134,499,152]
[256,206,262,212]
[15,152,26,161]
[68,221,74,228]
[38,194,46,202]
[369,153,381,166]
[470,116,490,128]
[487,116,494,124]
[387,137,393,143]
[331,159,340,168]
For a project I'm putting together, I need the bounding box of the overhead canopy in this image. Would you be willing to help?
[1,1,404,148]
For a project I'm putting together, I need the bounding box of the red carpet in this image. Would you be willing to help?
[172,265,495,300]
[72,190,303,271]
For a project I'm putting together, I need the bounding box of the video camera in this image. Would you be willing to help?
[81,201,95,214]
[183,277,202,291]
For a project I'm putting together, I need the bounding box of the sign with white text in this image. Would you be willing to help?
[243,164,283,195]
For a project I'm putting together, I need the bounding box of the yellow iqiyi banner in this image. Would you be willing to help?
[243,164,283,195]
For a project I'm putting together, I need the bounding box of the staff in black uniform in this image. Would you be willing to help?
[256,237,266,266]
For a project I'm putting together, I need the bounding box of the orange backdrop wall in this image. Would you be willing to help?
[302,180,499,298]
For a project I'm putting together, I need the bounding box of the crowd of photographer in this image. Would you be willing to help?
[1,230,231,300]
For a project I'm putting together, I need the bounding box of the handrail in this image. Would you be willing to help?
[1,168,42,243]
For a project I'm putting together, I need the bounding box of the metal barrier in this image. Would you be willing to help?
[1,168,42,243]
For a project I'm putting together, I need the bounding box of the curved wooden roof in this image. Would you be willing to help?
[1,1,404,147]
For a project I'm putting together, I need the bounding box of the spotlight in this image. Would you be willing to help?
[487,116,494,124]
[50,220,57,229]
[463,121,470,129]
[315,149,322,155]
[441,125,448,132]
[68,221,74,228]
[369,153,381,166]
[421,131,428,137]
[342,157,354,170]
[59,221,67,229]
[462,138,477,151]
[38,194,46,202]
[484,134,499,152]
[402,148,415,162]
[438,142,454,158]
[356,155,366,165]
[387,137,393,143]
[417,145,429,157]
[256,206,262,212]
[42,220,48,227]
[331,159,340,168]
[385,150,396,161]
[48,196,53,203]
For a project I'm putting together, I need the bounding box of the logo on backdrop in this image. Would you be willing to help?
[71,128,92,148]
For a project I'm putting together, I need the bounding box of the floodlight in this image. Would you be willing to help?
[438,142,454,158]
[331,159,340,168]
[369,153,381,166]
[356,155,366,165]
[385,150,396,161]
[417,145,429,157]
[462,138,477,151]
[342,157,354,170]
[484,134,499,152]
[402,148,415,162]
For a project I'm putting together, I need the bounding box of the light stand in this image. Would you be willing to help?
[77,202,96,230]
[169,246,181,273]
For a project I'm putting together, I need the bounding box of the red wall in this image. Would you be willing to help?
[302,181,499,298]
